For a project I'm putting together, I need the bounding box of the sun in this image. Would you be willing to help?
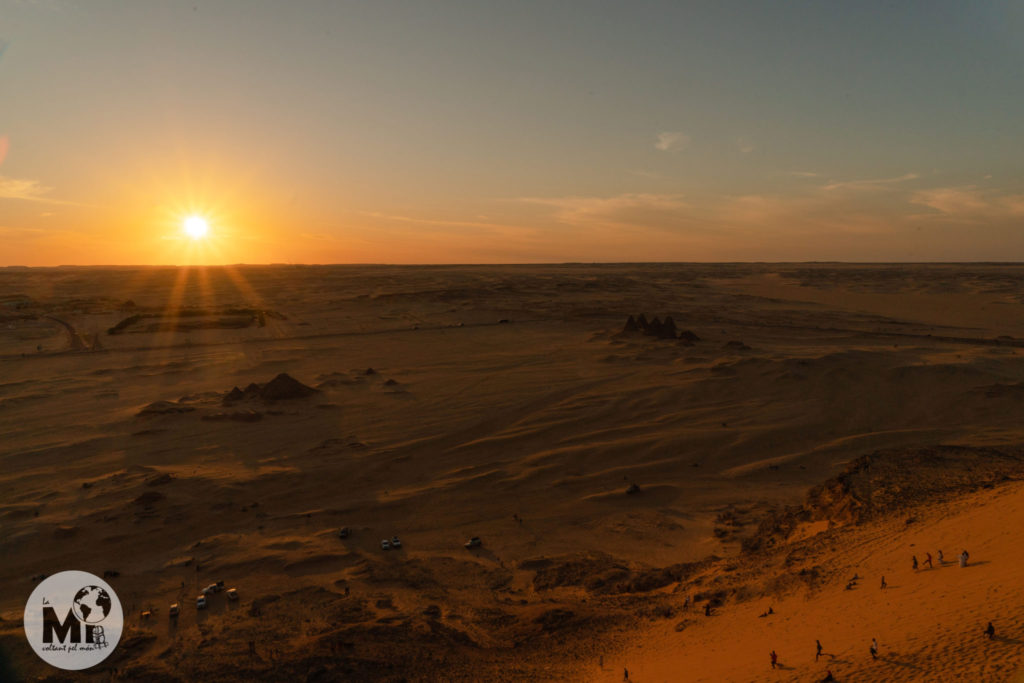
[183,215,209,239]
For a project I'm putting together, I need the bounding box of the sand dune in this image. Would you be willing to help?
[3,264,1024,680]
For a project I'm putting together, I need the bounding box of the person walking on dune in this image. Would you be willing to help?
[985,622,995,640]
[912,555,918,571]
[880,575,887,589]
[816,639,823,661]
[870,638,879,660]
[937,549,944,564]
[924,552,933,569]
[770,650,778,669]
[960,549,969,567]
[623,667,629,680]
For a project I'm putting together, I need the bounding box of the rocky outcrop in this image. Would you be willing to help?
[742,445,1024,553]
[678,330,701,344]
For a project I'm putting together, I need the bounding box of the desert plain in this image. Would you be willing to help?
[3,263,1024,682]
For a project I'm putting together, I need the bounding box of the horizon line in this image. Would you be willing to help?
[5,260,1024,269]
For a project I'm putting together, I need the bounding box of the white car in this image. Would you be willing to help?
[202,584,218,595]
[380,539,391,550]
[226,588,239,601]
[169,603,180,617]
[391,536,402,549]
[196,595,207,609]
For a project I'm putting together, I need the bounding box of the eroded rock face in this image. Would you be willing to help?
[742,445,1024,553]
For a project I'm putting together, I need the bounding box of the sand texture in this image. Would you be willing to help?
[3,263,1024,681]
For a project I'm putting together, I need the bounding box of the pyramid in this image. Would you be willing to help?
[259,373,318,400]
[223,386,244,405]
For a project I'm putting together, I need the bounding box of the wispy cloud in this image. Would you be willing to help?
[788,171,820,178]
[911,186,1024,220]
[654,131,689,152]
[821,173,918,192]
[522,193,690,229]
[736,138,754,154]
[0,175,89,206]
[360,211,522,235]
[0,225,46,236]
[627,169,666,180]
[0,176,53,201]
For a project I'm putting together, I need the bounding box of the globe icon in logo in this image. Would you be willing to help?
[71,586,112,624]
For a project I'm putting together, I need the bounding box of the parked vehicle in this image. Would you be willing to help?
[464,536,482,549]
[380,539,391,550]
[226,588,239,601]
[338,527,351,539]
[169,603,180,617]
[391,536,402,549]
[196,595,207,609]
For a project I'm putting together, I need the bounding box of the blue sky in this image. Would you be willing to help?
[1,0,1022,264]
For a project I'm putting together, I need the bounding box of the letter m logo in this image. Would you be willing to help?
[42,606,80,644]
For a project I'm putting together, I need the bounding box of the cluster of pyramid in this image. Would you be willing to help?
[621,314,701,344]
[223,373,318,405]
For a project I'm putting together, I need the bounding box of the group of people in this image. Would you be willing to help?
[765,547,987,681]
[912,549,969,571]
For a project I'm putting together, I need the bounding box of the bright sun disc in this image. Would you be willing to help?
[183,216,209,239]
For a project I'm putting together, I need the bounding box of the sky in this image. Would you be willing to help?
[1,0,1022,265]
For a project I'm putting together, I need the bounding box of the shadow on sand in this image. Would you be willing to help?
[993,635,1023,645]
[880,655,921,670]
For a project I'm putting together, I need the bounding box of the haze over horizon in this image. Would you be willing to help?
[2,1,1022,266]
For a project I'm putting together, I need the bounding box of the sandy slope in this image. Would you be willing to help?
[2,263,1024,680]
[606,481,1024,682]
